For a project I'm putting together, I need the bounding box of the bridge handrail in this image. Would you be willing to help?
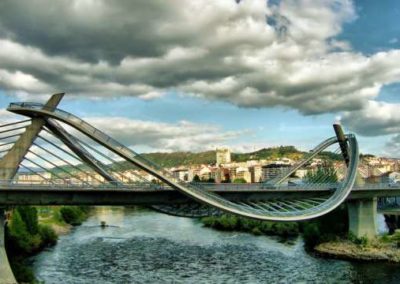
[0,178,169,190]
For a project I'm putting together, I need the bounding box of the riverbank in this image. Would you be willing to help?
[31,207,400,283]
[315,240,400,262]
[37,206,71,235]
[37,206,91,235]
[201,214,299,238]
[314,231,400,263]
[199,208,400,263]
[6,206,91,283]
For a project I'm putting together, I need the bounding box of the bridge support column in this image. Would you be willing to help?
[348,198,377,239]
[0,209,16,284]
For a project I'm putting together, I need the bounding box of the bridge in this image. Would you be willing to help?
[0,93,398,283]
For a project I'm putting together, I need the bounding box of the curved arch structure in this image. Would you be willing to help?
[7,101,359,221]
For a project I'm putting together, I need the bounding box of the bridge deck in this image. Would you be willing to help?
[0,184,399,206]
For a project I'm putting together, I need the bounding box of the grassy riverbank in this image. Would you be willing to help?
[315,232,400,262]
[201,215,300,238]
[200,205,349,244]
[6,206,91,283]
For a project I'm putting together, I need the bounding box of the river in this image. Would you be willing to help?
[32,207,400,283]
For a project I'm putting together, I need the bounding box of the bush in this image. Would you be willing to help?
[60,206,84,225]
[201,214,299,238]
[391,231,400,242]
[10,259,35,284]
[39,225,58,246]
[380,233,390,243]
[201,216,216,227]
[353,236,369,247]
[348,232,369,247]
[302,223,320,248]
[252,227,262,235]
[300,204,349,248]
[233,178,247,184]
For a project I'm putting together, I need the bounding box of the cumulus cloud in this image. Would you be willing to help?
[0,106,248,153]
[0,0,398,115]
[385,135,400,158]
[342,101,400,136]
[82,117,250,152]
[341,100,400,156]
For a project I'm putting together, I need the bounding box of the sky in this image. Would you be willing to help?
[0,0,399,156]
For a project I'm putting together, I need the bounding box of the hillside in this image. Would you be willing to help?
[139,146,309,168]
[139,146,342,168]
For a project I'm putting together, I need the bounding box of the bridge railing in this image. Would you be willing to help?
[0,179,170,190]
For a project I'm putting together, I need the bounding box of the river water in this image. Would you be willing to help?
[32,207,400,283]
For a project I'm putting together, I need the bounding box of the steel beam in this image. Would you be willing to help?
[333,123,350,167]
[0,93,64,180]
[45,119,116,182]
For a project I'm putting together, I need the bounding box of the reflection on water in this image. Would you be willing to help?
[32,207,400,284]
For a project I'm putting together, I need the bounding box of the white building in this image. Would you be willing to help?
[172,168,189,182]
[216,147,231,165]
[261,163,291,181]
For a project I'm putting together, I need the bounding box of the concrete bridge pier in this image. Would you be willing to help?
[348,198,377,239]
[0,209,16,284]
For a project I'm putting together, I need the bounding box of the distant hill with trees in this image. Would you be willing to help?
[20,146,343,176]
[136,146,341,168]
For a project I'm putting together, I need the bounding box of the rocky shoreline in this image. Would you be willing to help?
[315,240,400,262]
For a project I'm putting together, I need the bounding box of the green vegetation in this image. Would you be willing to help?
[6,206,58,283]
[201,214,299,238]
[59,206,91,225]
[232,146,304,162]
[141,151,216,167]
[138,146,340,167]
[49,146,343,178]
[347,232,369,247]
[201,205,349,249]
[37,206,68,228]
[360,153,375,159]
[300,204,348,248]
[192,174,215,183]
[233,178,247,184]
[5,206,91,283]
[318,151,342,161]
[304,164,338,184]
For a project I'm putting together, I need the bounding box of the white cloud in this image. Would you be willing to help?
[0,69,50,93]
[0,0,398,115]
[83,116,250,152]
[385,134,400,158]
[342,100,400,136]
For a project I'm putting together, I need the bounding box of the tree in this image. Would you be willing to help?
[60,207,83,225]
[192,175,201,182]
[16,206,39,235]
[206,177,215,183]
[7,210,32,254]
[233,178,247,184]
